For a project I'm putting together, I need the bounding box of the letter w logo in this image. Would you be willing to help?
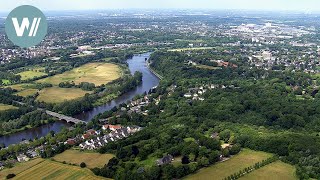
[12,17,41,37]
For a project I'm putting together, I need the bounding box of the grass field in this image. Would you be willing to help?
[16,89,39,97]
[1,79,10,85]
[36,87,90,103]
[239,161,297,180]
[18,70,47,80]
[37,63,120,86]
[53,150,114,169]
[0,103,18,111]
[13,160,106,180]
[8,83,33,91]
[184,149,273,180]
[0,158,45,179]
[7,84,38,97]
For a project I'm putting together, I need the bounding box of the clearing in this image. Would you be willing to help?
[184,149,272,180]
[53,150,114,169]
[239,161,297,180]
[17,70,47,80]
[13,159,106,180]
[37,63,121,86]
[0,103,18,111]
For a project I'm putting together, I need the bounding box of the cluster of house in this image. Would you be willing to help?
[78,125,142,150]
[124,93,161,115]
[184,84,240,101]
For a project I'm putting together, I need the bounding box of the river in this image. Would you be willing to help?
[0,53,160,146]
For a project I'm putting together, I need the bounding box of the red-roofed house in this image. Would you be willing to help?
[65,138,76,145]
[82,133,91,139]
[87,129,97,135]
[109,125,122,131]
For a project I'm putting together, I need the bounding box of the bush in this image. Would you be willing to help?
[80,162,86,168]
[6,174,16,179]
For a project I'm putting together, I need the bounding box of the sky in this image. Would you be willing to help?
[1,0,320,12]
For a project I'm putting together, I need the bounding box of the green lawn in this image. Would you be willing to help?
[184,149,273,180]
[239,161,297,180]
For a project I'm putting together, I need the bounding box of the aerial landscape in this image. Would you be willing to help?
[0,0,320,179]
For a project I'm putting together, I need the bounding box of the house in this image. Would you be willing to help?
[26,150,38,158]
[17,154,29,162]
[156,154,174,166]
[210,132,219,139]
[87,129,97,135]
[184,93,192,98]
[82,133,91,139]
[109,125,122,131]
[65,138,76,145]
[102,124,109,130]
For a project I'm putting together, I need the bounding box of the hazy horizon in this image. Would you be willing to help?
[2,0,320,13]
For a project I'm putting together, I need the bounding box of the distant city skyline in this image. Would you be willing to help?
[1,0,320,12]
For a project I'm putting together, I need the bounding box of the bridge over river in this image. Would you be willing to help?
[44,110,87,124]
[14,101,87,124]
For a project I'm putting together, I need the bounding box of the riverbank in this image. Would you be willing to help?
[146,61,163,80]
[2,53,160,146]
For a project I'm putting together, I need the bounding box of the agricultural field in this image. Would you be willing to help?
[53,150,114,169]
[239,161,297,180]
[0,158,45,179]
[17,70,47,80]
[0,103,18,111]
[184,149,273,180]
[13,160,106,180]
[37,63,121,86]
[36,87,90,103]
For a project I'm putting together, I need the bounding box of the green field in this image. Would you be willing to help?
[184,149,272,180]
[36,87,90,103]
[0,158,45,179]
[0,103,18,111]
[240,161,297,180]
[13,159,106,180]
[18,70,47,80]
[53,150,115,169]
[1,79,10,85]
[37,63,120,86]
